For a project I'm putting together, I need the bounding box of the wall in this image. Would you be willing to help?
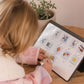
[28,0,84,28]
[54,0,84,28]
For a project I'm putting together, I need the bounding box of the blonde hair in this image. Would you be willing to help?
[0,0,38,56]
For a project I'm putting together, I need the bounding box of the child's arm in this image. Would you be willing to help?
[15,47,48,65]
[15,47,40,65]
[0,66,52,84]
[11,66,52,84]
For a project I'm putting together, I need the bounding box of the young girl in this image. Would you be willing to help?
[0,0,52,84]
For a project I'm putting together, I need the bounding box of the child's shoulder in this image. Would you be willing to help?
[0,48,25,81]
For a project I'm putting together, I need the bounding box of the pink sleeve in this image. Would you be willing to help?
[0,66,52,84]
[15,47,40,65]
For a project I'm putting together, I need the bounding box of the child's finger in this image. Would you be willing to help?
[47,59,52,64]
[38,54,46,60]
[41,54,48,58]
[44,58,51,64]
[39,48,45,54]
[37,60,41,64]
[38,54,49,60]
[38,55,43,60]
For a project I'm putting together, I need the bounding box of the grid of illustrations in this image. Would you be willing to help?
[34,23,84,81]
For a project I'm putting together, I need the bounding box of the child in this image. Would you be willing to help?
[0,0,52,84]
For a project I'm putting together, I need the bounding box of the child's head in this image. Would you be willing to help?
[0,0,38,55]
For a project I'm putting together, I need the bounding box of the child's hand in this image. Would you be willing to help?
[38,48,49,62]
[42,58,52,74]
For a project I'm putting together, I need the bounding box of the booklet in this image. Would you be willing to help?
[34,20,84,81]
